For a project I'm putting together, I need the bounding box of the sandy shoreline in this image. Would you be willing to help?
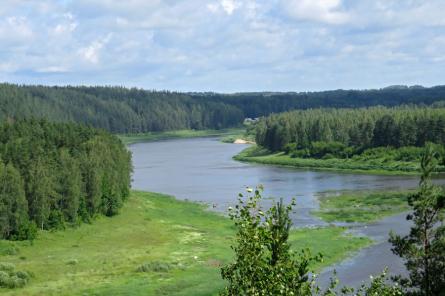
[233,138,255,144]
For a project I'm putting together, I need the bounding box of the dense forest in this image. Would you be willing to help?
[0,120,132,240]
[1,83,445,133]
[254,106,445,161]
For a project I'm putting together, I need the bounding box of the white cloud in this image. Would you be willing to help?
[79,34,112,64]
[36,66,68,73]
[0,0,445,91]
[207,3,219,13]
[54,21,78,34]
[207,0,241,15]
[221,0,240,15]
[283,0,350,24]
[0,16,32,39]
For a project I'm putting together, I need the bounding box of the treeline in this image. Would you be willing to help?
[0,120,132,240]
[0,84,243,133]
[2,83,445,133]
[193,85,445,118]
[255,106,445,152]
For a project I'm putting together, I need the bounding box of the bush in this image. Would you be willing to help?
[0,263,15,272]
[136,261,172,273]
[0,271,9,286]
[322,153,335,160]
[6,276,27,289]
[66,259,78,265]
[0,263,30,289]
[0,245,19,256]
[283,143,297,154]
[291,148,310,158]
[309,141,349,159]
[393,146,424,162]
[14,221,38,242]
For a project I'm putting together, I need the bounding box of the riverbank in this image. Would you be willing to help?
[234,146,425,176]
[0,191,371,295]
[119,128,245,145]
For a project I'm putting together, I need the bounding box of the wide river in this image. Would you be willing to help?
[130,137,441,288]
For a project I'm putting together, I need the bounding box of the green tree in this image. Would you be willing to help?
[27,159,55,230]
[58,149,81,223]
[373,115,399,147]
[389,143,445,295]
[0,162,28,239]
[220,186,320,295]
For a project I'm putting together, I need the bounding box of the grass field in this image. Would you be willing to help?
[118,129,245,145]
[234,146,423,175]
[0,191,371,295]
[313,191,411,223]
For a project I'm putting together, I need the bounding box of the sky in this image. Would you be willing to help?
[0,0,444,92]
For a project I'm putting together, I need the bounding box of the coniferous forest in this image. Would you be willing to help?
[2,83,445,133]
[255,106,445,154]
[0,120,132,240]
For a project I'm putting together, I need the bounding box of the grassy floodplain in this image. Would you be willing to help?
[313,191,411,223]
[118,129,245,145]
[0,191,371,295]
[234,145,427,175]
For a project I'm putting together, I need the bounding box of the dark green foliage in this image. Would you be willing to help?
[256,106,445,156]
[309,142,351,159]
[0,84,244,133]
[220,186,321,295]
[373,115,399,147]
[0,120,132,240]
[0,162,28,240]
[2,84,445,133]
[389,144,445,295]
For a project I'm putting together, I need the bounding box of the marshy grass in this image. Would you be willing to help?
[0,191,370,295]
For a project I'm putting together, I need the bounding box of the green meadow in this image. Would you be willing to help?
[0,191,370,295]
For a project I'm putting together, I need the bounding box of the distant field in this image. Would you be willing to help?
[118,129,245,145]
[0,191,370,295]
[313,191,411,223]
[234,145,426,175]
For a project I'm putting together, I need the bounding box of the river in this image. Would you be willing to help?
[130,137,439,288]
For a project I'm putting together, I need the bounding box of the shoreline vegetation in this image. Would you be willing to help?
[0,191,370,295]
[313,191,412,223]
[233,145,432,175]
[118,128,246,145]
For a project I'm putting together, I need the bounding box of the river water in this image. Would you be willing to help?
[130,137,441,288]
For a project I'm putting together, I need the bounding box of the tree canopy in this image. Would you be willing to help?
[0,120,132,240]
[1,83,445,133]
[255,106,445,152]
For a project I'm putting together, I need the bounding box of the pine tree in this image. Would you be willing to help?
[389,143,445,295]
[0,162,28,239]
[58,149,81,223]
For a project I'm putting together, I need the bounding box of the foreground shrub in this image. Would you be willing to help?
[0,262,31,289]
[221,186,321,295]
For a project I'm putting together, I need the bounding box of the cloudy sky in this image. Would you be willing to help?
[1,0,444,92]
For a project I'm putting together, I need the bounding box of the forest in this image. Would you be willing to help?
[0,120,132,240]
[255,106,445,161]
[2,83,445,133]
